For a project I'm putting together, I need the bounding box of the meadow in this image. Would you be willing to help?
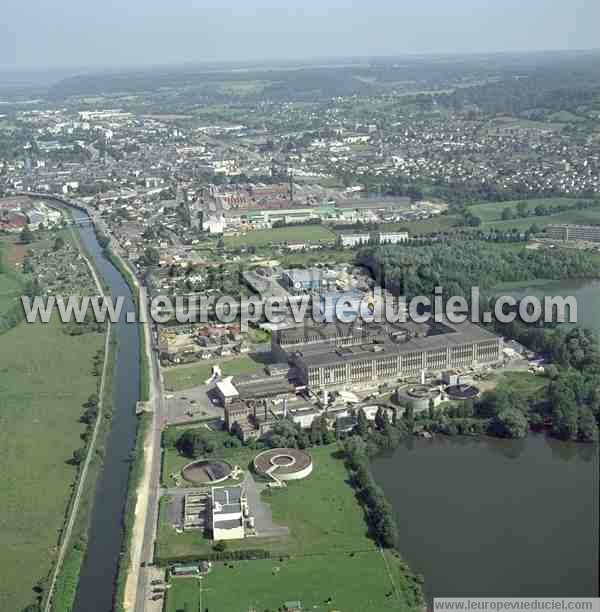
[0,240,23,316]
[162,446,421,611]
[166,550,418,612]
[381,198,600,236]
[0,315,104,611]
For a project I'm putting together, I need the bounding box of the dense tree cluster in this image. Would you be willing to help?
[344,436,399,548]
[177,429,217,459]
[357,240,599,302]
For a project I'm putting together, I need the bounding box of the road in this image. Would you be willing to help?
[121,272,168,612]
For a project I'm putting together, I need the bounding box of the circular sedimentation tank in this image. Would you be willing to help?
[396,384,442,412]
[446,383,480,401]
[181,459,233,485]
[253,448,313,481]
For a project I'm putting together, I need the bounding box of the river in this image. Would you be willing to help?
[68,206,141,612]
[372,278,600,602]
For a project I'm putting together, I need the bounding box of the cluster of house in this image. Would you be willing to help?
[0,197,62,232]
[158,323,248,364]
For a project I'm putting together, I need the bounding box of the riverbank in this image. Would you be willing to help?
[0,229,109,612]
[39,195,155,612]
[44,214,117,612]
[100,236,156,612]
[48,327,115,612]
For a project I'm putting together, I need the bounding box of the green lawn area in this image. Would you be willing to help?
[159,445,422,610]
[161,426,257,488]
[265,445,374,555]
[166,550,420,612]
[278,247,355,267]
[227,225,336,248]
[0,316,104,611]
[496,370,551,401]
[380,215,456,234]
[163,355,264,391]
[158,445,376,558]
[481,206,600,232]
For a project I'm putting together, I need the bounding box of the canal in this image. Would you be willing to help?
[372,278,600,602]
[68,205,141,612]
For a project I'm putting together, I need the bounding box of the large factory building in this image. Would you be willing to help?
[273,319,502,389]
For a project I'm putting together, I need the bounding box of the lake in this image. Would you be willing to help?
[372,278,600,602]
[371,434,598,600]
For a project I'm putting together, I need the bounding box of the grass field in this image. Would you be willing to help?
[496,370,551,401]
[480,206,600,232]
[277,247,355,267]
[0,316,104,611]
[227,225,336,248]
[166,550,418,612]
[161,426,256,488]
[162,445,422,611]
[163,355,263,391]
[157,446,376,559]
[0,240,23,316]
[0,268,22,315]
[381,198,599,236]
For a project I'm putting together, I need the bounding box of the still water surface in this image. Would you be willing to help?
[373,279,600,601]
[68,205,141,612]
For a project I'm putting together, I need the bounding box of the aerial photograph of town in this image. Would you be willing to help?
[1,1,599,611]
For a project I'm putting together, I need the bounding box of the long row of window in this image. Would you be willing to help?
[305,339,501,387]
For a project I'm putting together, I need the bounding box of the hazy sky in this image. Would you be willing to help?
[2,0,599,70]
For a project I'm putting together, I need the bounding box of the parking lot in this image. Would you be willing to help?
[165,382,223,425]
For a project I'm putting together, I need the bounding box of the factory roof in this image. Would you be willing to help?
[296,319,499,368]
[214,518,243,530]
[212,486,243,515]
[234,373,292,399]
[215,377,239,399]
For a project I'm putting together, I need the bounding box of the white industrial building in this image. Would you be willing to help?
[211,486,247,541]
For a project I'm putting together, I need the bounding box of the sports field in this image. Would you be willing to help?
[0,315,104,611]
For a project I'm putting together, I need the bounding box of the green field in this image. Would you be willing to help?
[227,225,336,248]
[0,241,23,316]
[495,370,551,401]
[161,426,256,488]
[157,446,377,559]
[277,247,355,267]
[480,205,600,231]
[0,269,22,315]
[383,198,599,235]
[0,316,104,611]
[166,550,418,612]
[162,445,422,611]
[163,355,263,391]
